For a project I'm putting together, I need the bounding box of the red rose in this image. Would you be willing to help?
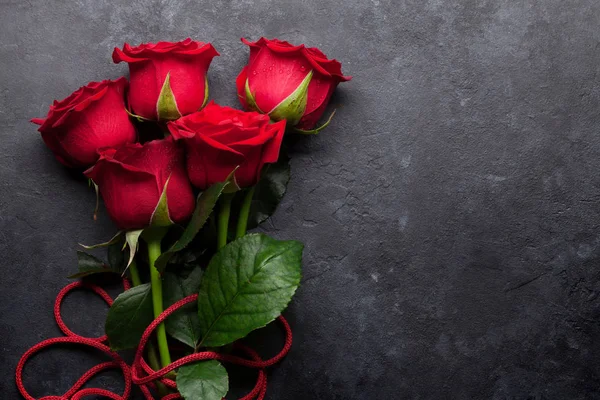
[31,77,136,168]
[113,38,219,121]
[168,102,286,189]
[84,137,195,231]
[236,37,351,130]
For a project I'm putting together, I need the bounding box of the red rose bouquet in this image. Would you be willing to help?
[17,37,350,400]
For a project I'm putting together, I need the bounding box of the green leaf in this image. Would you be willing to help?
[125,229,143,269]
[69,235,127,279]
[150,176,173,227]
[67,251,110,279]
[154,173,235,273]
[163,266,204,348]
[197,233,303,347]
[268,70,313,125]
[176,360,228,400]
[79,231,123,250]
[247,152,291,229]
[157,72,181,121]
[294,109,337,135]
[105,283,154,351]
[107,239,125,271]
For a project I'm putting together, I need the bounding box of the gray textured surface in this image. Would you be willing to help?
[2,0,600,399]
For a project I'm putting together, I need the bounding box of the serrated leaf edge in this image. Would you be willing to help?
[197,234,303,347]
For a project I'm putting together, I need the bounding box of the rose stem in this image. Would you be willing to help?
[128,260,142,286]
[128,260,169,396]
[217,193,234,250]
[146,231,172,368]
[235,187,255,238]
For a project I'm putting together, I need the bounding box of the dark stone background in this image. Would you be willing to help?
[2,0,600,399]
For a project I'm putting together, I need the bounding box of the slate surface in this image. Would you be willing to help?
[2,1,600,399]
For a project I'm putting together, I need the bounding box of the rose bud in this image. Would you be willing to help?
[236,37,351,133]
[31,77,136,168]
[112,38,219,121]
[168,102,286,189]
[84,137,195,230]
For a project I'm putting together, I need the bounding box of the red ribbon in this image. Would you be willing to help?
[15,280,293,400]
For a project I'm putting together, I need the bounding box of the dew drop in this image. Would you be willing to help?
[252,70,257,75]
[279,69,284,74]
[300,65,306,71]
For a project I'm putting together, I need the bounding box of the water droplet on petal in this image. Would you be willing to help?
[252,70,257,75]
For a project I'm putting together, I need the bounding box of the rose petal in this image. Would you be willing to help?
[34,78,135,167]
[247,46,311,114]
[114,41,218,120]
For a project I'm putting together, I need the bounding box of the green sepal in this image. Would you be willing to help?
[125,229,143,270]
[125,107,152,122]
[222,172,240,194]
[150,176,173,227]
[154,170,236,274]
[176,360,229,400]
[157,72,181,121]
[79,231,123,250]
[87,178,100,221]
[201,76,210,109]
[268,70,313,125]
[293,109,336,135]
[244,79,263,113]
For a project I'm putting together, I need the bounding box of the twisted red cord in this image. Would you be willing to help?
[15,280,292,399]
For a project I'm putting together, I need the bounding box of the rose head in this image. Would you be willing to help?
[31,77,136,168]
[113,38,219,121]
[236,37,351,130]
[84,137,195,231]
[168,102,286,189]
